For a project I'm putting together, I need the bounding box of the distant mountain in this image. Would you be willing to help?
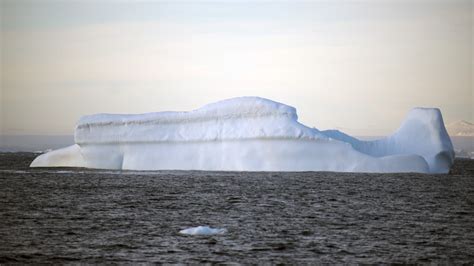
[447,120,474,137]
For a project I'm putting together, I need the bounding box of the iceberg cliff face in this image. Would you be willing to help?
[31,97,454,173]
[74,97,320,144]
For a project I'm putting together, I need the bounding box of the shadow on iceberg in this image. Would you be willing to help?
[322,107,454,173]
[31,97,454,173]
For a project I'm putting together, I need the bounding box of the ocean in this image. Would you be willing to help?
[0,153,473,263]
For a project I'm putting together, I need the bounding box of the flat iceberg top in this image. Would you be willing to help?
[77,97,297,127]
[75,97,327,144]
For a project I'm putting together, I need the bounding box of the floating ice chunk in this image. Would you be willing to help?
[179,226,227,235]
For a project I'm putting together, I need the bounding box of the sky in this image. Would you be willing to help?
[1,0,473,137]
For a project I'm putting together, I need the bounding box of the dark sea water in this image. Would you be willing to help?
[1,153,473,264]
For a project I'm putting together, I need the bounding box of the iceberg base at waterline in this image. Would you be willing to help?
[30,97,454,173]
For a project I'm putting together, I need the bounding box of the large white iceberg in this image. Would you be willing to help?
[31,97,454,173]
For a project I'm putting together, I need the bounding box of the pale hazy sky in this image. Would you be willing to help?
[1,0,473,136]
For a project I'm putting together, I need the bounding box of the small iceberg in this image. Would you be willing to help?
[179,226,227,236]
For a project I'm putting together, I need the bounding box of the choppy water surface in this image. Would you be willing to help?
[1,153,473,264]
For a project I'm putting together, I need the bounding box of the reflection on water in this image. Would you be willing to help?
[0,153,473,263]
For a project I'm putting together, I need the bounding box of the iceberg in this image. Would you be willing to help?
[179,226,227,235]
[30,97,454,173]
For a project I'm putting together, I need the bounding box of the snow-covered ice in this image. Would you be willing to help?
[30,97,454,173]
[179,226,227,236]
[30,144,85,168]
[447,120,474,137]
